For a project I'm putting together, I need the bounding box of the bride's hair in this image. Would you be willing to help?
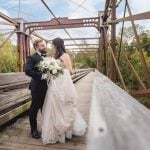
[52,38,66,59]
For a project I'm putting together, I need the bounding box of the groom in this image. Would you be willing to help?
[25,39,48,139]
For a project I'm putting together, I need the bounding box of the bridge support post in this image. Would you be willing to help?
[110,0,117,81]
[72,55,75,69]
[17,32,30,72]
[99,27,107,74]
[16,19,30,72]
[97,38,101,71]
[98,31,103,72]
[96,54,100,70]
[97,12,103,72]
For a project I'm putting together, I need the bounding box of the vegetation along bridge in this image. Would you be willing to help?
[0,0,150,149]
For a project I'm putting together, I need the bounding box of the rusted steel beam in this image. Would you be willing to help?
[110,0,117,81]
[69,51,97,55]
[97,37,101,71]
[63,37,99,41]
[103,27,127,91]
[68,50,98,52]
[99,27,107,74]
[103,0,111,20]
[130,88,150,97]
[29,24,96,32]
[48,37,99,42]
[109,11,150,24]
[25,17,99,27]
[17,32,24,72]
[96,11,101,71]
[25,35,30,56]
[0,12,19,27]
[70,53,97,55]
[66,48,98,50]
[65,44,98,46]
[99,28,105,72]
[24,17,99,32]
[73,54,97,56]
[118,0,127,64]
[17,32,31,72]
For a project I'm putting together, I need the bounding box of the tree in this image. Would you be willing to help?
[0,33,17,73]
[75,53,96,68]
[116,25,150,89]
[118,24,144,44]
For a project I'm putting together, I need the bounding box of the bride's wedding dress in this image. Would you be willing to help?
[41,61,87,144]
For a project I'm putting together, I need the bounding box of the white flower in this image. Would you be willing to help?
[56,66,62,70]
[52,69,57,74]
[38,57,63,79]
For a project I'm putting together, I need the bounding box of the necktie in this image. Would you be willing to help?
[41,53,46,57]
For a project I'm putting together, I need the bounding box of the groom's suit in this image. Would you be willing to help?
[25,52,47,132]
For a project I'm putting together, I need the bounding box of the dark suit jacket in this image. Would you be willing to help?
[25,52,47,92]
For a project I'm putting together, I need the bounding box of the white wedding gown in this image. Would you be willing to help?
[41,64,87,144]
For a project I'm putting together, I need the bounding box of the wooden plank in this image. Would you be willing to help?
[87,70,150,150]
[0,73,30,86]
[0,100,31,126]
[0,89,30,111]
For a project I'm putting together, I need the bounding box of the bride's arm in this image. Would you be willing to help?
[60,53,73,72]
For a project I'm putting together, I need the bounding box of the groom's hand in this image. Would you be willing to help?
[41,74,48,80]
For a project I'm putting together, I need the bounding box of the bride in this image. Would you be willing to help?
[41,38,87,144]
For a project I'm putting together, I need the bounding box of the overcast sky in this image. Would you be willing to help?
[0,0,149,46]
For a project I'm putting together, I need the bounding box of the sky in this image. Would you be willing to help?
[0,0,150,47]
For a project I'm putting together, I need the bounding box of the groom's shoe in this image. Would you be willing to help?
[31,130,40,139]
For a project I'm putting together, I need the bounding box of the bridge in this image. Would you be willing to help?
[0,0,150,150]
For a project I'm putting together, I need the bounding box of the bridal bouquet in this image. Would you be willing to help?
[37,57,64,79]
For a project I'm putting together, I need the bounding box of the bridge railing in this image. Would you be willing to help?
[87,70,150,150]
[0,68,93,127]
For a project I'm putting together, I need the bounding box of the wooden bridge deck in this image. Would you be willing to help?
[0,72,96,150]
[1,70,150,150]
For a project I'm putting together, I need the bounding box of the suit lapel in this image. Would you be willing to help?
[35,52,43,61]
